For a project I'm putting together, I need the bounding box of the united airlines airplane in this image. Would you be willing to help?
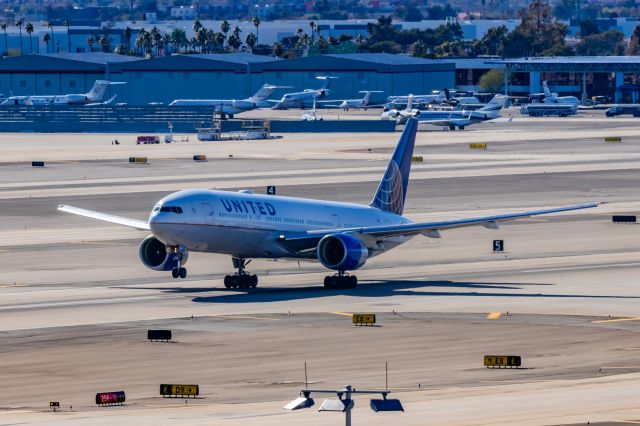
[58,119,599,290]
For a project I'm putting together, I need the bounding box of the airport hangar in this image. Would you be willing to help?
[0,52,455,105]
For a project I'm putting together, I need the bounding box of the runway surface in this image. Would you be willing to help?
[2,109,640,424]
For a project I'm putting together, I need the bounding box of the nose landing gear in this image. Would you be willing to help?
[224,257,258,289]
[168,246,187,279]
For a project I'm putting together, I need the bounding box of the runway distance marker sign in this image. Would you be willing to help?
[352,313,376,325]
[484,355,521,368]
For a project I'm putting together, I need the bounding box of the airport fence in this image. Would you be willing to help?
[0,105,396,133]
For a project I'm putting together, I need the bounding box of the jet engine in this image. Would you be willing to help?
[138,235,188,271]
[317,233,368,271]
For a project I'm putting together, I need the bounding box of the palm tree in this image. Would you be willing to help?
[232,26,241,40]
[220,20,230,48]
[63,20,70,52]
[150,26,161,55]
[214,31,224,49]
[171,28,187,53]
[43,32,50,53]
[245,33,256,52]
[162,33,171,55]
[123,26,132,52]
[252,16,260,45]
[99,35,109,53]
[272,41,284,58]
[134,30,145,55]
[25,23,33,53]
[193,20,202,36]
[47,22,54,53]
[16,20,23,54]
[86,36,94,52]
[227,34,241,52]
[1,24,7,55]
[309,21,316,44]
[196,28,206,53]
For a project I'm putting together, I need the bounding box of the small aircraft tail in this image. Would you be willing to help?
[250,84,277,102]
[542,81,551,97]
[406,94,414,111]
[435,90,446,103]
[480,94,509,111]
[85,80,126,101]
[370,118,418,216]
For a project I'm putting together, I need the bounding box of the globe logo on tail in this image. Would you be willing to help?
[371,161,404,215]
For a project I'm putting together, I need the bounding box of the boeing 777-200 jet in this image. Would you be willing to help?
[58,119,599,290]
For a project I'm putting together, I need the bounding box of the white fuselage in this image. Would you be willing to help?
[416,109,501,127]
[168,99,266,114]
[273,90,324,109]
[149,189,411,259]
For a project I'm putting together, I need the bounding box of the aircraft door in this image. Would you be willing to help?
[202,203,215,225]
[332,214,341,228]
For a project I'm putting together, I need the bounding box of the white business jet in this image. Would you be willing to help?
[0,80,125,106]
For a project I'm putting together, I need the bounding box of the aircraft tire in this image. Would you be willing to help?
[179,267,187,279]
[224,275,232,288]
[171,268,179,279]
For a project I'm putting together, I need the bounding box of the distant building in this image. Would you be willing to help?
[170,6,196,20]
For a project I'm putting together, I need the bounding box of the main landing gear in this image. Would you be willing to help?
[324,271,357,289]
[224,257,258,289]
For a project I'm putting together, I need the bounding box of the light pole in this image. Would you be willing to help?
[285,385,403,426]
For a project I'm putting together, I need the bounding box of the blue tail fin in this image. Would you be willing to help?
[370,118,418,215]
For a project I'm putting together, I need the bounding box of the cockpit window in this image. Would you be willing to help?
[153,207,160,212]
[159,206,183,214]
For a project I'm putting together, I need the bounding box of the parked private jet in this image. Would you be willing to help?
[58,118,598,289]
[0,80,125,106]
[322,90,384,110]
[271,76,337,109]
[169,84,283,118]
[416,94,510,130]
[543,81,581,106]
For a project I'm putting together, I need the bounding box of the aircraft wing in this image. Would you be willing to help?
[278,203,600,251]
[418,118,472,127]
[58,205,150,231]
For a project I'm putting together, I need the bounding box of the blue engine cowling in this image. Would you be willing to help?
[138,235,188,271]
[317,233,368,271]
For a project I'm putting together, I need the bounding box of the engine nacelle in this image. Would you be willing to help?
[317,233,368,271]
[138,236,188,271]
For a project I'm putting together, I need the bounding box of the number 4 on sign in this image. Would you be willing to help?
[267,186,276,195]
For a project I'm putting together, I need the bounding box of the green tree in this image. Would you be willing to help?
[575,29,624,55]
[478,69,505,92]
[473,25,508,56]
[579,19,599,37]
[628,25,640,55]
[25,22,33,53]
[86,36,94,52]
[504,0,569,57]
[309,21,316,43]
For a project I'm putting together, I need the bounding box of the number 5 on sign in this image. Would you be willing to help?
[493,240,504,252]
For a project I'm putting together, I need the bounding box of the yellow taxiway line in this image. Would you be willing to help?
[487,312,502,319]
[330,311,354,317]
